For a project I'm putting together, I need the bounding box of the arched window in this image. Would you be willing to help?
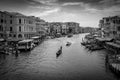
[18,34,22,38]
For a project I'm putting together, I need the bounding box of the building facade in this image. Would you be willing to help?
[61,23,69,35]
[35,17,48,36]
[0,11,7,39]
[0,11,81,41]
[65,22,80,34]
[49,22,62,36]
[0,11,43,41]
[48,22,80,36]
[99,16,120,39]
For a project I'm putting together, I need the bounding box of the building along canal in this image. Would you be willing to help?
[0,34,119,80]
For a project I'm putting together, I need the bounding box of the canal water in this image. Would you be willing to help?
[0,34,119,80]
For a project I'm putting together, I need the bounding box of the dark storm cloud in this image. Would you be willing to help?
[0,0,44,8]
[0,0,27,7]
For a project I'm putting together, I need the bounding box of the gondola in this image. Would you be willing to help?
[66,42,71,46]
[56,46,62,57]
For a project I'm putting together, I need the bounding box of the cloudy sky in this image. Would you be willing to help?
[0,0,120,27]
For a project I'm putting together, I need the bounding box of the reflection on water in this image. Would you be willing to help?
[0,34,119,80]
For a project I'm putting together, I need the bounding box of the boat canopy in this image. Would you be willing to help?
[18,39,33,43]
[31,36,40,39]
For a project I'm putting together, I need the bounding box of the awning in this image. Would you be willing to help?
[18,39,33,43]
[31,36,40,39]
[0,38,4,41]
[96,37,113,42]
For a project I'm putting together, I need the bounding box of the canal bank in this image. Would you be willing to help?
[0,34,119,80]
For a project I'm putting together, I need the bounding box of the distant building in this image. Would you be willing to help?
[65,22,80,34]
[61,23,69,35]
[35,17,48,36]
[49,22,80,35]
[99,16,120,39]
[0,10,81,40]
[80,27,95,34]
[49,22,62,35]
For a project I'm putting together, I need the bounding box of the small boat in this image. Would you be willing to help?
[66,42,71,46]
[56,46,62,57]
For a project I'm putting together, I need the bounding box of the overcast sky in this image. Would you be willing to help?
[0,0,120,27]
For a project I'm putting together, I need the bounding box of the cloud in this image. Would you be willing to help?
[62,2,83,6]
[94,0,120,9]
[26,0,58,6]
[99,0,120,6]
[29,8,60,17]
[1,0,120,27]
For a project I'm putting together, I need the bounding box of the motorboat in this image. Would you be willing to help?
[66,42,71,46]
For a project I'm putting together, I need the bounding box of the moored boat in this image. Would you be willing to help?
[31,36,41,45]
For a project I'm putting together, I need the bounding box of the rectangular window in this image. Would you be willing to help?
[24,19,25,24]
[19,19,21,24]
[10,27,13,32]
[1,19,3,23]
[10,16,12,18]
[117,26,120,31]
[0,25,3,31]
[9,34,12,37]
[10,20,12,24]
[19,26,21,32]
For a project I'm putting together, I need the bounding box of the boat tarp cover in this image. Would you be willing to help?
[106,42,120,48]
[96,38,113,42]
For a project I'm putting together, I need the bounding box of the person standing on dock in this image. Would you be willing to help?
[105,54,109,64]
[3,40,8,54]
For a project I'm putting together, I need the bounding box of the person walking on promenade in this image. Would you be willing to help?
[15,42,19,58]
